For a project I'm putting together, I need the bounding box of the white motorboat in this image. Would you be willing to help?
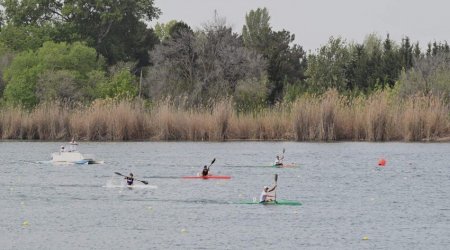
[51,143,103,164]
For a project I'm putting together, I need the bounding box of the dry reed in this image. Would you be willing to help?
[0,90,448,141]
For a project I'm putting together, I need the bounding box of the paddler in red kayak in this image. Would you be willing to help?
[201,165,209,176]
[259,185,277,203]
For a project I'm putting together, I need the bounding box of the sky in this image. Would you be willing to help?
[152,0,449,52]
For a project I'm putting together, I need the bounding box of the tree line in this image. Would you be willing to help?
[0,3,449,110]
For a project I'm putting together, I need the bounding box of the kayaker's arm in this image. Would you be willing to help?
[268,185,277,192]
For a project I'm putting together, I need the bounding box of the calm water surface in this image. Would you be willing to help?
[0,141,449,249]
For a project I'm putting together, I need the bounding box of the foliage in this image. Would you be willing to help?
[381,34,401,87]
[242,8,307,104]
[0,42,14,97]
[306,37,351,92]
[146,14,267,106]
[168,21,193,40]
[0,2,449,113]
[98,68,138,100]
[0,0,161,66]
[234,77,268,113]
[0,24,56,51]
[2,41,104,108]
[307,34,418,95]
[395,51,450,101]
[154,20,178,42]
[284,82,307,103]
[242,7,271,52]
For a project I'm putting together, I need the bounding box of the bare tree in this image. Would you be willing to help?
[145,14,266,106]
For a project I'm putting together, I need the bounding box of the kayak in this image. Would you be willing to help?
[239,199,301,206]
[104,184,158,189]
[182,175,231,179]
[272,163,296,168]
[75,159,104,165]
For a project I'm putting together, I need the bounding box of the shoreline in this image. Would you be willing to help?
[1,136,449,143]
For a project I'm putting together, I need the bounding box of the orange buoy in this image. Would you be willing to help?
[378,158,386,166]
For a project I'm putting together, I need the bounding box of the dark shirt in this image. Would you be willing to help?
[202,168,209,176]
[125,177,134,185]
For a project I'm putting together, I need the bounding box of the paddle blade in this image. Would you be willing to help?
[114,172,123,177]
[282,148,285,154]
[141,180,149,185]
[211,158,216,165]
[274,174,278,183]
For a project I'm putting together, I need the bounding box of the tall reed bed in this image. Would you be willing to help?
[0,90,448,141]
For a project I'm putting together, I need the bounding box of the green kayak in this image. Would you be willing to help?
[238,199,302,206]
[271,163,296,168]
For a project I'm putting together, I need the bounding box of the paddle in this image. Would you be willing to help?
[274,173,278,203]
[207,158,216,171]
[114,172,148,185]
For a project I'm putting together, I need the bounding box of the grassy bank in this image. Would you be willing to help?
[0,90,448,141]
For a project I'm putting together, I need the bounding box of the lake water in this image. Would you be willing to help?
[1,141,449,249]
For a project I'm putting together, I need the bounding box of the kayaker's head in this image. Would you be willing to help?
[276,155,279,159]
[264,186,269,191]
[203,165,207,169]
[129,173,133,177]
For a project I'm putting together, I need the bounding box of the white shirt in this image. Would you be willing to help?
[274,157,283,165]
[260,190,269,202]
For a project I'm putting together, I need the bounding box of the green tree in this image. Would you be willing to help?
[0,24,56,51]
[345,44,369,91]
[2,41,104,108]
[306,37,350,92]
[98,68,138,100]
[243,8,306,104]
[0,0,161,66]
[265,30,306,103]
[382,34,401,87]
[397,49,450,100]
[399,36,414,70]
[242,7,271,52]
[0,42,14,97]
[362,34,384,90]
[154,20,178,42]
[168,21,193,40]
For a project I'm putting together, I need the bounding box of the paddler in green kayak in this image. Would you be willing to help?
[274,155,284,166]
[259,185,277,203]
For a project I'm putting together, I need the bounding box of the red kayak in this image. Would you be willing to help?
[182,175,231,179]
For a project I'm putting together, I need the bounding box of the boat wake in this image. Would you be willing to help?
[103,179,157,189]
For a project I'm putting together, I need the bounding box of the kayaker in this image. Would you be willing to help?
[201,165,209,176]
[125,173,134,185]
[259,185,277,203]
[274,155,284,166]
[60,146,65,153]
[69,138,78,152]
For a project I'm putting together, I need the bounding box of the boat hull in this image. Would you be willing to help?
[238,199,301,206]
[272,163,296,168]
[182,176,231,179]
[51,151,100,164]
